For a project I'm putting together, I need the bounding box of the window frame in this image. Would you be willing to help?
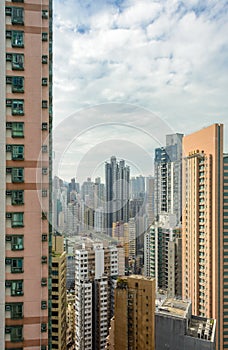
[12,53,24,70]
[6,302,23,320]
[11,30,24,48]
[12,122,24,137]
[12,76,24,93]
[12,145,24,160]
[10,325,23,342]
[12,190,24,205]
[11,212,24,228]
[11,303,23,319]
[42,32,48,41]
[11,235,24,250]
[12,100,24,116]
[12,7,24,25]
[10,280,24,296]
[11,258,24,273]
[12,167,24,183]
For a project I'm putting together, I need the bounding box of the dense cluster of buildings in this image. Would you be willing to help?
[0,0,227,349]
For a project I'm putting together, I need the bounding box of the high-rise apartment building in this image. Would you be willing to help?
[105,156,130,235]
[112,221,129,261]
[1,0,52,349]
[75,243,121,350]
[182,124,227,349]
[52,235,67,350]
[107,275,155,350]
[154,133,183,224]
[144,214,182,296]
[145,175,155,226]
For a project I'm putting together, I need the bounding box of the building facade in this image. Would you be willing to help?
[105,156,130,235]
[75,243,120,350]
[156,298,216,350]
[182,124,226,349]
[112,275,155,350]
[154,133,183,225]
[144,214,182,296]
[2,0,52,348]
[52,235,67,350]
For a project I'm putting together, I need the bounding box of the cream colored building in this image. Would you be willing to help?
[52,235,67,350]
[66,292,75,350]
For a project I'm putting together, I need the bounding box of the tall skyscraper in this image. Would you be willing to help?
[105,156,130,235]
[154,133,183,225]
[1,0,52,348]
[182,124,227,350]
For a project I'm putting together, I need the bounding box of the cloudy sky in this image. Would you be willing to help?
[53,0,228,182]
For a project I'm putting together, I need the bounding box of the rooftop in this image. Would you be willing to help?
[156,297,190,318]
[187,315,216,342]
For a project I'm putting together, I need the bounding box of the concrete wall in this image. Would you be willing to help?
[155,314,215,350]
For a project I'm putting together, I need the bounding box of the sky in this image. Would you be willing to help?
[53,0,228,183]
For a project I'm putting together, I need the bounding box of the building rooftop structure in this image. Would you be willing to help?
[157,297,190,318]
[156,297,216,348]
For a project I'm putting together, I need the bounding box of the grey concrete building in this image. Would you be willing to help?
[156,298,216,350]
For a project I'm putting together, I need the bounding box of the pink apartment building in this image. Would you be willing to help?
[1,0,52,349]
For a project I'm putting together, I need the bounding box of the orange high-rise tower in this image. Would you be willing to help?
[182,124,227,349]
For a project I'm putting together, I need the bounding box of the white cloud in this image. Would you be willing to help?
[53,0,228,180]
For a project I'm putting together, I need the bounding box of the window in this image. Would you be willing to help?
[42,100,48,108]
[6,302,23,319]
[12,122,24,137]
[42,32,48,41]
[41,256,47,264]
[12,53,24,70]
[12,212,24,228]
[42,234,47,241]
[11,326,23,341]
[12,77,24,93]
[42,77,48,86]
[11,235,24,250]
[6,30,12,39]
[41,300,47,309]
[42,189,47,197]
[41,278,47,286]
[6,77,24,93]
[12,145,24,160]
[42,10,48,19]
[12,100,24,115]
[12,190,24,205]
[10,280,23,296]
[12,31,24,47]
[5,7,12,16]
[42,122,48,130]
[41,323,47,332]
[42,212,47,220]
[42,55,48,64]
[42,145,48,153]
[12,167,24,183]
[12,7,24,25]
[11,258,23,273]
